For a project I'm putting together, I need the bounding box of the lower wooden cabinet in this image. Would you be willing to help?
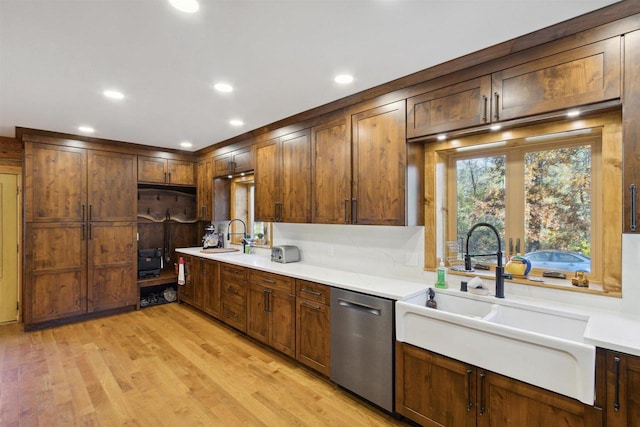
[178,255,196,305]
[396,342,602,427]
[605,350,640,426]
[220,263,247,332]
[295,280,330,376]
[247,270,295,357]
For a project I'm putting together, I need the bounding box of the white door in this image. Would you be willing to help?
[0,174,18,323]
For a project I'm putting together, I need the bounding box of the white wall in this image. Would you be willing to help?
[271,223,640,316]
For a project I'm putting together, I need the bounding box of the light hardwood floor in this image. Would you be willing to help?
[0,303,409,426]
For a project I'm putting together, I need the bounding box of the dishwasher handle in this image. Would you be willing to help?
[337,298,382,316]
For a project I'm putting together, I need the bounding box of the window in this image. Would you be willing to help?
[229,174,271,247]
[428,112,622,294]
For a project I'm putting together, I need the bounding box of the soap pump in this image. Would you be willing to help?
[435,258,448,289]
[426,288,437,309]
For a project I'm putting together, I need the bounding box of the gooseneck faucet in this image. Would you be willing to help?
[227,219,248,253]
[464,222,511,298]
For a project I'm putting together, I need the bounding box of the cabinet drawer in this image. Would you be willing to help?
[296,280,331,305]
[248,270,294,294]
[222,280,246,305]
[221,301,246,332]
[221,263,246,280]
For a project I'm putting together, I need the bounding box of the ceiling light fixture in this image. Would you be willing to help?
[334,74,354,84]
[456,141,506,152]
[78,125,95,133]
[214,83,233,93]
[180,141,193,148]
[103,89,124,100]
[169,0,199,13]
[229,119,244,126]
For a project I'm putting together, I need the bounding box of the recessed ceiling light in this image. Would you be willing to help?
[103,89,124,100]
[567,110,581,118]
[78,126,95,133]
[214,83,233,93]
[456,141,506,152]
[169,0,199,13]
[229,119,244,126]
[437,134,447,141]
[180,141,193,148]
[490,124,502,131]
[334,74,354,84]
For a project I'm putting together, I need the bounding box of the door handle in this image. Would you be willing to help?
[466,369,473,411]
[481,95,488,123]
[493,92,500,121]
[630,184,637,231]
[613,356,621,411]
[337,298,381,316]
[479,372,486,415]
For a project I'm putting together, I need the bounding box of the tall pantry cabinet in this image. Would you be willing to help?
[24,142,137,327]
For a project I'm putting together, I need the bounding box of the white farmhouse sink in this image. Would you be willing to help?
[396,290,595,404]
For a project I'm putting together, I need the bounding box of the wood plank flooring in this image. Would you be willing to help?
[0,303,409,426]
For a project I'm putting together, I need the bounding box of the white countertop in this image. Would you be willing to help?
[177,247,640,357]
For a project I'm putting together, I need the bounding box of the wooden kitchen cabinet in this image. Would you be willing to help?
[220,263,247,332]
[213,145,254,178]
[23,141,138,328]
[197,158,213,221]
[396,342,602,427]
[178,255,196,305]
[138,156,195,186]
[247,270,296,357]
[605,350,640,426]
[407,75,492,139]
[255,129,311,223]
[199,259,220,318]
[623,30,640,233]
[295,280,330,376]
[492,37,621,122]
[351,101,409,225]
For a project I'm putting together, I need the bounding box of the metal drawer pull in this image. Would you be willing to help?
[301,287,322,296]
[227,286,239,295]
[301,301,322,310]
[337,298,381,316]
[260,278,276,284]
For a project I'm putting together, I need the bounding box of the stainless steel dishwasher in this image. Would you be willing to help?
[330,288,394,412]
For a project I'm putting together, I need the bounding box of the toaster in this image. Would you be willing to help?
[271,245,301,263]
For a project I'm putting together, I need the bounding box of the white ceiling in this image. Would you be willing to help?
[0,0,620,152]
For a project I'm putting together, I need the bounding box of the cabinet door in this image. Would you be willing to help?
[247,283,269,343]
[280,129,311,223]
[395,342,476,427]
[606,351,640,427]
[269,289,296,357]
[407,76,491,138]
[138,156,167,183]
[352,101,407,225]
[214,154,232,178]
[254,139,278,222]
[178,255,195,305]
[167,159,195,185]
[232,146,254,174]
[25,143,86,222]
[87,222,137,312]
[200,260,220,318]
[87,151,137,221]
[492,37,621,122]
[296,298,330,376]
[197,159,213,221]
[623,30,640,233]
[477,370,602,427]
[24,223,87,325]
[311,118,351,224]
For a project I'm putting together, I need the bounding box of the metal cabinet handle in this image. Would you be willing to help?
[301,301,322,310]
[88,224,92,240]
[261,277,276,284]
[82,204,86,221]
[89,205,92,221]
[493,92,500,121]
[466,369,473,411]
[614,356,621,411]
[168,172,172,183]
[164,172,168,183]
[228,286,239,295]
[630,185,637,231]
[481,95,488,123]
[351,198,357,224]
[301,287,322,297]
[81,224,85,240]
[479,372,486,415]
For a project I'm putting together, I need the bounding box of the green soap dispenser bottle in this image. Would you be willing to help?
[435,258,448,288]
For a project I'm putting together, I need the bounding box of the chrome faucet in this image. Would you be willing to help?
[226,219,248,252]
[464,222,511,298]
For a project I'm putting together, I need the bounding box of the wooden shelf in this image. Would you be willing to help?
[137,270,177,289]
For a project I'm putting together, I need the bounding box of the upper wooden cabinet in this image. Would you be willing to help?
[88,151,137,222]
[407,76,492,139]
[255,129,311,223]
[407,37,621,139]
[197,158,213,221]
[623,30,640,233]
[138,156,195,186]
[352,101,412,226]
[213,146,254,178]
